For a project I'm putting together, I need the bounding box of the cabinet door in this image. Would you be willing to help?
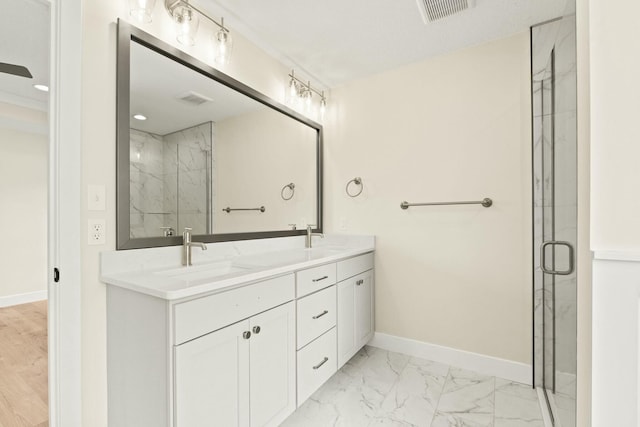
[174,320,250,427]
[337,278,356,368]
[249,302,296,427]
[337,270,374,368]
[355,270,374,349]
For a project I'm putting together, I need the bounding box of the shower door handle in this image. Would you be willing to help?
[540,241,575,275]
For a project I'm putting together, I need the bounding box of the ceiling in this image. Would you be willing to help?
[0,0,572,112]
[199,0,572,88]
[0,0,49,111]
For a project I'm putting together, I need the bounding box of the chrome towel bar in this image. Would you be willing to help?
[400,198,493,209]
[222,206,266,213]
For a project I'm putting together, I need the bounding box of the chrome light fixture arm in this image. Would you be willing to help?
[165,0,228,32]
[288,70,326,104]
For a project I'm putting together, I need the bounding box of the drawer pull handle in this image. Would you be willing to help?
[252,326,261,334]
[312,357,329,370]
[312,310,329,320]
[312,275,329,283]
[356,279,364,286]
[242,331,251,340]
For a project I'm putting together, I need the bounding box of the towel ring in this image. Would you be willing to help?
[281,182,295,200]
[346,177,364,198]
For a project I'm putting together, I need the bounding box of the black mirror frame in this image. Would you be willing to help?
[116,19,323,249]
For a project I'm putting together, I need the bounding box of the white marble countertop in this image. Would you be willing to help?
[100,234,375,300]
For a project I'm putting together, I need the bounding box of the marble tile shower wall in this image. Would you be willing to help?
[130,129,165,238]
[531,14,577,410]
[129,122,213,238]
[163,122,213,236]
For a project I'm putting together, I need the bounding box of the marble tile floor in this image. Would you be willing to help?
[282,346,544,427]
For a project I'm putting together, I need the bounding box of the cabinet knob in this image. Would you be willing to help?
[356,279,364,286]
[243,331,252,340]
[252,326,261,334]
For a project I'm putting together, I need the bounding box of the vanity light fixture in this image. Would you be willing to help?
[133,114,147,120]
[211,18,233,64]
[165,0,233,63]
[287,70,328,120]
[33,84,49,92]
[319,93,327,118]
[129,0,157,23]
[172,2,199,46]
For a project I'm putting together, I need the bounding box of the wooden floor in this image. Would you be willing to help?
[0,301,48,427]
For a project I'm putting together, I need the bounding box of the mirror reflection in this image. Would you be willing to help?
[127,40,318,241]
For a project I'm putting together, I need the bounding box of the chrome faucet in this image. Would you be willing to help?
[182,227,207,266]
[305,224,324,249]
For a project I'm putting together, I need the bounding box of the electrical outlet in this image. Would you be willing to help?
[88,219,106,245]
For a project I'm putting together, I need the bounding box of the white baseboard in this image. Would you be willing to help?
[0,290,48,308]
[369,332,532,385]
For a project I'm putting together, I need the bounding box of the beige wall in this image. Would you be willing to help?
[80,3,295,425]
[585,0,640,422]
[214,108,317,233]
[589,0,640,250]
[0,124,47,300]
[324,32,533,363]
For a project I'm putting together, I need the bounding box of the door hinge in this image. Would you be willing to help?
[54,268,60,283]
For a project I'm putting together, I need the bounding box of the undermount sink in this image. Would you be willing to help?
[306,246,344,256]
[155,261,250,281]
[233,247,347,268]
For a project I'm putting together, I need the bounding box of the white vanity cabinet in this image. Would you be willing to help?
[174,302,295,427]
[337,253,375,368]
[107,274,296,427]
[105,246,375,427]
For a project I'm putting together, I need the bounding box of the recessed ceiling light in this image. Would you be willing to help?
[33,84,49,92]
[133,114,147,121]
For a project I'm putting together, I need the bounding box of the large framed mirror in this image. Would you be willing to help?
[116,20,323,249]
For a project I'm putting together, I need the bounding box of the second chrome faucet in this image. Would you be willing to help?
[182,227,207,266]
[305,224,324,249]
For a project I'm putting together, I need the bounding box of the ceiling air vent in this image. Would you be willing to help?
[176,91,213,106]
[416,0,476,23]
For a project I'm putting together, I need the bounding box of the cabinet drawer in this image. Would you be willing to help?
[296,263,336,298]
[297,328,337,406]
[297,285,336,349]
[337,252,374,282]
[173,274,295,345]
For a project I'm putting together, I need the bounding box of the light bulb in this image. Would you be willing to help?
[319,98,327,119]
[129,0,156,23]
[174,6,199,46]
[305,90,313,110]
[289,79,297,99]
[212,27,233,64]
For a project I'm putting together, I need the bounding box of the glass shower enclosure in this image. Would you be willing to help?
[531,15,577,427]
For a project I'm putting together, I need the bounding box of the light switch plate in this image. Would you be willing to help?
[88,185,106,211]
